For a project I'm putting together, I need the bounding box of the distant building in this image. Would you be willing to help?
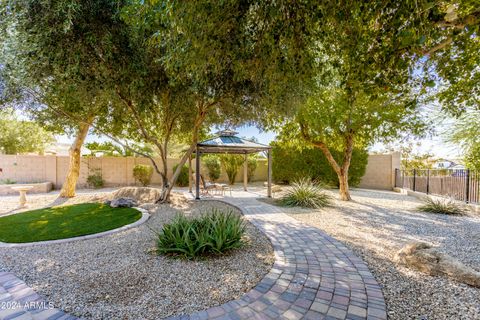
[44,142,91,156]
[432,158,466,170]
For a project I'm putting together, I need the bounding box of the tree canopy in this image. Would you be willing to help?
[446,109,480,170]
[419,0,479,115]
[273,1,435,199]
[1,0,478,201]
[0,109,54,154]
[0,0,134,197]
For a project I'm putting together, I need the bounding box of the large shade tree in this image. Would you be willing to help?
[276,1,429,200]
[276,0,478,200]
[107,0,315,202]
[0,0,129,197]
[2,0,312,202]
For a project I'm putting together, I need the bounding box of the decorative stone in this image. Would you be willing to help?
[110,197,138,208]
[395,242,480,287]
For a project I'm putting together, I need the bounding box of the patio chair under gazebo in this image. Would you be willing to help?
[190,129,272,199]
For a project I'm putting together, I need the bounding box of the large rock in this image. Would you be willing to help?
[110,187,161,204]
[395,242,480,287]
[110,197,138,208]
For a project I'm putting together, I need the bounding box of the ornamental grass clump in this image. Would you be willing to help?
[279,178,332,208]
[157,209,245,259]
[418,197,467,215]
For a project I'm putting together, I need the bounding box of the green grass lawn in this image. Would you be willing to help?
[0,203,142,243]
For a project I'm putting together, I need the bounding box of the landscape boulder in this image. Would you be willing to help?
[110,197,138,208]
[110,187,161,204]
[395,242,480,287]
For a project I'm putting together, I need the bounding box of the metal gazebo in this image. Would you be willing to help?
[190,129,272,199]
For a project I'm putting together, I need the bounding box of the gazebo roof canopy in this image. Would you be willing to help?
[196,129,271,154]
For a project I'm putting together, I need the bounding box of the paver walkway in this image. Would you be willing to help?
[0,272,77,320]
[169,192,387,320]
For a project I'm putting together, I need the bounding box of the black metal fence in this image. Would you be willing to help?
[395,168,480,204]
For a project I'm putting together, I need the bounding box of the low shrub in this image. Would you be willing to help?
[418,197,467,215]
[219,154,244,184]
[133,164,153,186]
[157,209,245,259]
[0,178,16,184]
[87,172,104,189]
[203,155,221,182]
[173,163,189,187]
[279,178,332,208]
[247,156,258,182]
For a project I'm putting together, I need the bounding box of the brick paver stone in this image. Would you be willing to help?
[0,272,78,320]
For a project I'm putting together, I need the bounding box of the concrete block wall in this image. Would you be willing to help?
[0,155,269,189]
[0,155,50,183]
[0,153,397,190]
[359,152,401,190]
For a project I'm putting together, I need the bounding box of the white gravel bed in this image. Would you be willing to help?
[0,188,117,216]
[269,188,480,320]
[0,195,274,319]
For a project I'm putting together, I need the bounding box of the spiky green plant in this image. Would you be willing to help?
[157,209,245,259]
[279,178,332,208]
[417,197,467,215]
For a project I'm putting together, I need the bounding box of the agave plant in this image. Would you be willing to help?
[279,178,332,208]
[417,197,467,215]
[157,209,245,259]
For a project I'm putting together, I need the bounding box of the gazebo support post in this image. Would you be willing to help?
[188,155,192,193]
[267,150,272,198]
[243,153,248,191]
[195,148,201,200]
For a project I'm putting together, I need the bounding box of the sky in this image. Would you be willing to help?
[57,122,460,159]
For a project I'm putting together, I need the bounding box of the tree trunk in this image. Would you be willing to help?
[59,119,92,198]
[157,105,207,203]
[337,170,351,201]
[301,125,355,201]
[159,140,197,203]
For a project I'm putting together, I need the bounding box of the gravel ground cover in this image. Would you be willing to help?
[0,192,274,319]
[266,188,480,320]
[0,188,117,216]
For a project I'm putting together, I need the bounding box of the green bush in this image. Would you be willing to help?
[418,197,467,215]
[173,163,189,187]
[87,172,104,189]
[247,156,258,182]
[157,209,245,259]
[203,155,221,182]
[219,154,244,184]
[0,178,16,184]
[133,164,153,186]
[272,141,368,186]
[86,167,104,189]
[279,178,332,208]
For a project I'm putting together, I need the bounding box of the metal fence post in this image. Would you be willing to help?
[394,168,398,187]
[413,169,416,192]
[426,169,430,194]
[466,169,470,203]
